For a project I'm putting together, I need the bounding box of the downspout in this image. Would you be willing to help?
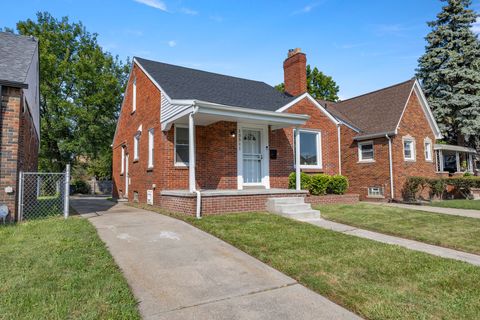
[386,134,394,201]
[337,125,342,175]
[189,106,202,219]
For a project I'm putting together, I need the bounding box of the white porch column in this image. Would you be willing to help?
[189,112,196,192]
[456,151,461,172]
[439,150,444,171]
[295,128,301,191]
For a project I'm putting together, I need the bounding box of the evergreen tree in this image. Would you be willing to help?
[416,0,480,148]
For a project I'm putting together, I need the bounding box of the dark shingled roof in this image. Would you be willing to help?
[327,79,416,135]
[0,32,38,87]
[135,57,295,111]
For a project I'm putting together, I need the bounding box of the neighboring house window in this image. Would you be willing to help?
[148,128,154,168]
[424,138,432,161]
[134,133,140,160]
[294,129,322,169]
[175,126,189,165]
[358,141,374,162]
[403,137,416,161]
[132,77,137,113]
[368,187,384,198]
[121,146,125,174]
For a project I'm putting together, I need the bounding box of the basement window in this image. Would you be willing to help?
[368,187,384,198]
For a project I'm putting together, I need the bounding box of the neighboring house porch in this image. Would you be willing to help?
[435,144,477,175]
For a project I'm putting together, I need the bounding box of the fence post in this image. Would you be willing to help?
[64,164,70,219]
[17,171,23,222]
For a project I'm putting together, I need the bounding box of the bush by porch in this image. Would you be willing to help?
[403,176,480,201]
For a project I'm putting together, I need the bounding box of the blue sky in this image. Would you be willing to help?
[2,0,479,99]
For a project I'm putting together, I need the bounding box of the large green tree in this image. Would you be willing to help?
[416,0,480,148]
[15,12,129,176]
[275,65,340,101]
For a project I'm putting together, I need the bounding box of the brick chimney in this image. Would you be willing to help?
[283,48,307,96]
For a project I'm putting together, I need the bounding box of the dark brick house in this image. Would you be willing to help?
[0,32,40,221]
[112,48,470,214]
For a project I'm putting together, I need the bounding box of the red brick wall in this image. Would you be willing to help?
[391,92,437,199]
[0,86,39,221]
[270,97,340,188]
[305,194,359,205]
[339,91,437,201]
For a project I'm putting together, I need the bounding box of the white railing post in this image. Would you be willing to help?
[17,171,24,222]
[64,164,70,219]
[189,112,196,193]
[295,128,301,191]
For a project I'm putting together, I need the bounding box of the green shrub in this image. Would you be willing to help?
[427,178,446,199]
[328,175,349,194]
[309,174,331,195]
[70,179,91,194]
[402,176,427,201]
[404,176,480,200]
[464,172,473,177]
[288,172,312,190]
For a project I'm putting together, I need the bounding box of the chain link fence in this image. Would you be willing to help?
[18,165,70,221]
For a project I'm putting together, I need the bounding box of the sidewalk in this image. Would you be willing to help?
[369,202,480,219]
[302,218,480,267]
[71,198,361,320]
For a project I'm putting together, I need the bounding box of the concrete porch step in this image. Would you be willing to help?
[266,197,321,221]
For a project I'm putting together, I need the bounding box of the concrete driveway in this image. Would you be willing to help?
[71,198,361,320]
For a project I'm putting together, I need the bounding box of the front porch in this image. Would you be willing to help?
[160,188,308,215]
[435,144,477,175]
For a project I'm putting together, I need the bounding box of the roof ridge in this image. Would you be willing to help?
[134,56,273,86]
[336,78,415,105]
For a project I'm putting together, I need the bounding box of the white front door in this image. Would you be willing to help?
[125,154,129,199]
[238,124,270,189]
[242,129,262,184]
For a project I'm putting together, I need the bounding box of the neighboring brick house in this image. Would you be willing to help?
[0,32,40,221]
[112,47,466,214]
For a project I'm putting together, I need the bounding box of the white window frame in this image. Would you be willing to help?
[148,128,154,168]
[294,129,323,169]
[174,125,189,166]
[403,136,416,161]
[367,186,384,198]
[120,146,125,174]
[133,133,140,161]
[358,140,375,162]
[424,138,433,162]
[132,77,137,113]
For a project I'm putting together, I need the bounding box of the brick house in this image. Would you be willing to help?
[112,48,472,214]
[0,32,40,221]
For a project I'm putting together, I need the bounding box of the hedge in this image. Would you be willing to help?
[403,176,480,200]
[289,172,349,195]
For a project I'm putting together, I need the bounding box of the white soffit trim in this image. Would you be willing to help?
[133,57,173,102]
[275,93,340,125]
[394,80,442,140]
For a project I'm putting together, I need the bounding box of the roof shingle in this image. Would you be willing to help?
[0,32,38,87]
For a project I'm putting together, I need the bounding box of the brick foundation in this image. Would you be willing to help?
[305,193,359,205]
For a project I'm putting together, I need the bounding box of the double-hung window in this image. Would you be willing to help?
[358,141,374,162]
[120,146,125,174]
[133,133,140,161]
[148,129,154,168]
[424,138,432,161]
[294,129,322,169]
[403,137,416,161]
[175,126,189,166]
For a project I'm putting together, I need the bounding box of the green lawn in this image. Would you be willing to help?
[132,204,480,320]
[0,217,140,319]
[316,203,480,255]
[430,199,480,210]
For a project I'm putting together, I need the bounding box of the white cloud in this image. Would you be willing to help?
[472,17,480,34]
[168,40,177,47]
[181,7,198,15]
[133,0,167,11]
[292,3,319,15]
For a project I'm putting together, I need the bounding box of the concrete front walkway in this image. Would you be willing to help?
[71,198,361,320]
[301,218,480,267]
[374,202,480,219]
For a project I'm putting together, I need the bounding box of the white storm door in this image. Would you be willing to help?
[242,129,262,184]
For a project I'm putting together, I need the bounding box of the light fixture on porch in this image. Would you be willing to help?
[230,130,236,138]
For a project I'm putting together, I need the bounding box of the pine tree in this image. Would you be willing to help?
[416,0,480,149]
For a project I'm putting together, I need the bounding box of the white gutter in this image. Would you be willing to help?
[188,106,202,219]
[386,134,394,200]
[337,125,342,175]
